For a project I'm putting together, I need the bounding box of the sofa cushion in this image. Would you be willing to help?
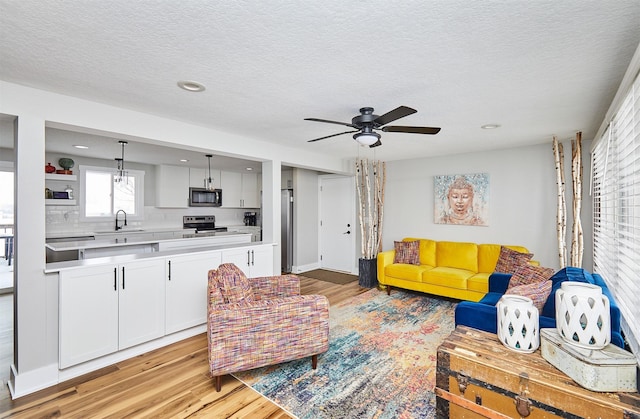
[478,244,532,273]
[216,263,255,304]
[507,264,555,290]
[436,241,478,272]
[404,237,436,266]
[494,246,533,274]
[393,240,420,265]
[424,267,474,289]
[506,280,552,311]
[467,273,490,293]
[385,263,432,282]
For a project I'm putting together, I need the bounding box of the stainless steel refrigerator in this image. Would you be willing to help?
[281,189,293,273]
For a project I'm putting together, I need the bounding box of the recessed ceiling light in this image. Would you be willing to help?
[179,159,189,162]
[73,145,89,149]
[245,167,253,171]
[481,124,501,129]
[177,80,206,92]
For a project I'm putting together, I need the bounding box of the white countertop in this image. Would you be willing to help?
[46,230,251,252]
[44,241,275,273]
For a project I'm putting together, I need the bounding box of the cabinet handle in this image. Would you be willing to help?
[122,266,125,290]
[251,250,255,265]
[114,267,117,291]
[247,250,250,266]
[168,260,172,281]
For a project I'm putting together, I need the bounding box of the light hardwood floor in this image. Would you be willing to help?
[1,277,368,418]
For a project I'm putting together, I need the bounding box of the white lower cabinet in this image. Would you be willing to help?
[222,244,273,277]
[59,259,166,368]
[165,251,221,334]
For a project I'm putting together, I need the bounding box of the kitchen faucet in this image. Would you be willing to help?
[115,209,127,231]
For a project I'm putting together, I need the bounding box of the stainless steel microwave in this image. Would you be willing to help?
[189,187,222,207]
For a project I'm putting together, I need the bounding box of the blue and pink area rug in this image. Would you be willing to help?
[233,288,456,418]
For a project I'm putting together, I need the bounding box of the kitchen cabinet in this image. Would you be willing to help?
[45,173,77,206]
[221,244,273,277]
[165,251,221,334]
[220,171,259,208]
[189,167,221,189]
[155,164,189,208]
[59,258,166,368]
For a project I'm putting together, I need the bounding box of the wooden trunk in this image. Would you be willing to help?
[436,326,640,418]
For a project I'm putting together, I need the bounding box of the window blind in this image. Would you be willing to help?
[592,73,640,362]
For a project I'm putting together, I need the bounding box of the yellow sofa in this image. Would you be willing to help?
[377,238,533,302]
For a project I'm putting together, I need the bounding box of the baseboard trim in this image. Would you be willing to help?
[8,362,59,399]
[292,262,319,274]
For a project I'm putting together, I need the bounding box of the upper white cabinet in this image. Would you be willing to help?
[189,167,221,189]
[242,173,259,208]
[220,171,259,208]
[156,165,189,208]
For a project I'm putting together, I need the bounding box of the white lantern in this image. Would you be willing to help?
[497,295,540,353]
[555,282,610,349]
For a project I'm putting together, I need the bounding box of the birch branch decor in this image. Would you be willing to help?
[553,136,567,268]
[570,132,583,267]
[355,159,386,259]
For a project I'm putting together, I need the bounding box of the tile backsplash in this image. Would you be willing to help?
[45,205,257,236]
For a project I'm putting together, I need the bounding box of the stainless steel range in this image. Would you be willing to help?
[183,215,228,234]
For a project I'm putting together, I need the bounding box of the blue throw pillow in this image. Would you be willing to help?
[540,267,595,317]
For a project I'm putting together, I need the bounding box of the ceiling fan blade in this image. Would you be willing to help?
[304,117,357,128]
[307,130,359,142]
[374,106,417,126]
[369,139,382,148]
[382,126,441,135]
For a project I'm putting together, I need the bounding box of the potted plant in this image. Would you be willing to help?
[355,159,386,288]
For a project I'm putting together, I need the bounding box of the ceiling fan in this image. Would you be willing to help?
[305,106,441,148]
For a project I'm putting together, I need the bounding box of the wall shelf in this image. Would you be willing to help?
[45,173,77,181]
[45,199,77,206]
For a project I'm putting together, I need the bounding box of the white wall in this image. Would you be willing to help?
[382,141,593,270]
[292,168,319,272]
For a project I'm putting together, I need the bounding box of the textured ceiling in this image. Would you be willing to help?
[1,1,640,166]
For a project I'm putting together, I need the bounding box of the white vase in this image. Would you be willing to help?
[555,282,610,349]
[497,295,540,353]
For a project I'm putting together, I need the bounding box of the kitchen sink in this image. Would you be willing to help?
[94,228,145,234]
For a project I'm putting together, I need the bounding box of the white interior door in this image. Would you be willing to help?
[319,176,355,273]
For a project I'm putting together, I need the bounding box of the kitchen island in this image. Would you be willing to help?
[46,229,252,261]
[44,238,275,389]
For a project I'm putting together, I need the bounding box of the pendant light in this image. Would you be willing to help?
[205,154,215,190]
[114,140,128,184]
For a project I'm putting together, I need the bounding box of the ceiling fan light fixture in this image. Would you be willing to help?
[353,131,381,146]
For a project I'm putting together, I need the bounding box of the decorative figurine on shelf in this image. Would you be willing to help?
[45,162,56,173]
[57,158,75,175]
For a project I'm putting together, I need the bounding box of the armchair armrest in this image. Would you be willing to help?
[208,295,329,375]
[249,274,300,299]
[488,272,512,294]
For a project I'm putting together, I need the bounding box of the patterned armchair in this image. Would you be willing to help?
[207,263,330,391]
